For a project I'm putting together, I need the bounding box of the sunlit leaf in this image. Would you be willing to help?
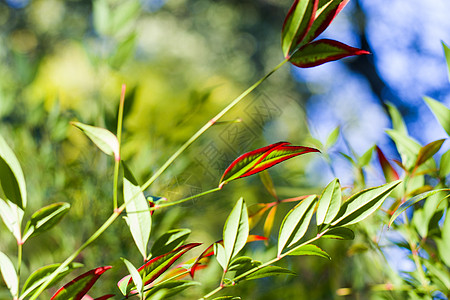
[424,97,450,136]
[0,134,27,209]
[386,130,422,171]
[0,198,23,243]
[288,244,331,260]
[376,146,400,182]
[316,179,341,226]
[214,243,227,271]
[145,280,200,298]
[331,181,401,227]
[259,171,278,199]
[440,149,450,178]
[415,139,445,169]
[237,265,295,282]
[71,122,120,161]
[386,102,408,134]
[321,227,354,240]
[281,0,318,57]
[121,258,143,297]
[302,0,350,44]
[23,202,70,242]
[0,251,18,297]
[278,195,317,256]
[51,266,112,300]
[219,142,319,188]
[358,146,374,167]
[443,41,450,83]
[436,208,450,267]
[21,263,83,299]
[151,229,191,258]
[248,203,271,229]
[389,189,450,227]
[263,206,277,239]
[289,39,369,68]
[223,198,249,267]
[118,243,201,296]
[325,126,340,148]
[123,163,151,260]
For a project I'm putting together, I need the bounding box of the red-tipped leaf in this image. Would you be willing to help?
[289,39,370,68]
[219,142,319,188]
[51,266,112,300]
[376,146,400,182]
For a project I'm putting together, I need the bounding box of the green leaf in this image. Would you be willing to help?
[437,208,450,267]
[288,244,331,260]
[151,229,191,258]
[289,39,369,68]
[121,258,143,297]
[21,263,83,299]
[332,181,401,227]
[424,96,450,136]
[281,0,318,57]
[145,280,200,298]
[442,41,450,83]
[389,189,450,227]
[72,122,120,161]
[93,0,111,36]
[0,198,23,243]
[386,102,408,134]
[214,242,227,271]
[263,205,277,239]
[386,130,422,171]
[123,163,151,260]
[278,195,317,256]
[109,33,137,69]
[316,179,341,226]
[0,251,18,297]
[415,139,445,169]
[229,257,262,278]
[358,146,374,167]
[0,134,27,209]
[321,227,354,240]
[110,0,140,34]
[259,170,277,199]
[439,149,450,178]
[325,126,340,148]
[238,265,295,282]
[22,202,70,242]
[213,297,241,300]
[50,266,111,300]
[223,198,249,267]
[219,142,319,188]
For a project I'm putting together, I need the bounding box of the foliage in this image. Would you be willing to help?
[0,0,449,299]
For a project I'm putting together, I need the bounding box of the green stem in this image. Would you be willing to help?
[16,241,22,300]
[113,84,126,211]
[200,232,325,299]
[30,60,288,299]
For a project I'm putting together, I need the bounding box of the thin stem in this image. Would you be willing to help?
[16,242,22,300]
[113,84,126,211]
[30,60,288,299]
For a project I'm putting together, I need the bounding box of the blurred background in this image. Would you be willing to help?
[1,0,450,298]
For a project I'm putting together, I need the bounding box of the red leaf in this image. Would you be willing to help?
[376,146,400,182]
[219,142,319,188]
[51,266,112,300]
[289,39,370,68]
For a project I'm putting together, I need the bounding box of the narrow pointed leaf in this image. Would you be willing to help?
[145,280,200,298]
[376,146,400,182]
[50,266,112,300]
[386,130,422,171]
[238,265,295,282]
[0,198,23,243]
[0,251,18,297]
[386,103,408,134]
[21,263,83,299]
[322,227,354,240]
[443,41,450,83]
[121,258,143,297]
[389,189,450,227]
[415,139,446,168]
[219,142,319,187]
[290,39,369,68]
[325,126,340,148]
[302,0,350,44]
[71,122,120,161]
[151,229,191,258]
[23,202,70,242]
[0,134,27,209]
[288,244,331,259]
[123,163,151,260]
[259,171,278,199]
[248,203,271,229]
[424,97,450,136]
[223,198,249,266]
[316,179,341,226]
[281,0,318,57]
[358,146,374,167]
[278,195,317,256]
[331,181,401,227]
[440,149,450,178]
[119,243,201,295]
[263,205,277,239]
[214,242,227,271]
